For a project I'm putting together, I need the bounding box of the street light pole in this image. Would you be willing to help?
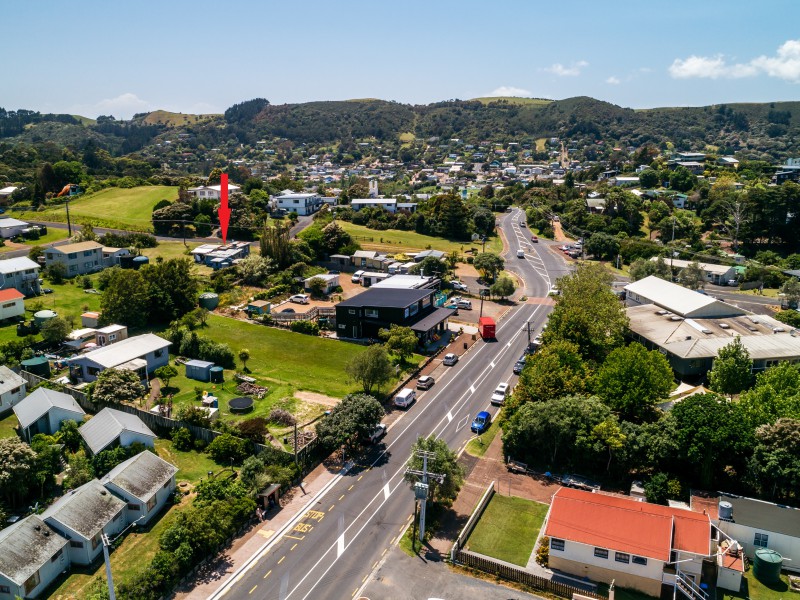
[102,515,145,600]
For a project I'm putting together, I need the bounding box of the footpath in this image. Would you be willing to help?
[173,460,342,599]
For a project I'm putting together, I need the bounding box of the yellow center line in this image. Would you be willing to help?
[249,585,258,594]
[362,574,368,583]
[399,523,406,533]
[382,548,388,556]
[339,494,345,500]
[278,556,286,564]
[263,570,272,579]
[357,475,363,481]
[390,536,396,545]
[352,587,359,598]
[291,543,298,551]
[348,484,354,490]
[328,504,335,512]
[373,560,378,569]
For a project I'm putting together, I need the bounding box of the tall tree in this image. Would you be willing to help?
[512,340,589,408]
[0,437,37,506]
[379,325,418,364]
[344,344,393,395]
[100,268,150,328]
[490,275,516,300]
[260,220,293,269]
[749,418,800,500]
[592,342,674,423]
[629,257,671,282]
[738,362,800,427]
[678,261,705,290]
[708,336,753,395]
[404,436,464,506]
[316,393,384,452]
[543,262,629,362]
[473,252,504,282]
[585,233,620,261]
[141,258,199,323]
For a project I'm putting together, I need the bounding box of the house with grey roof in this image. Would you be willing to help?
[67,333,171,383]
[42,479,127,566]
[0,256,41,296]
[79,407,156,455]
[44,241,104,277]
[0,365,26,415]
[0,515,69,598]
[13,387,85,442]
[101,451,177,525]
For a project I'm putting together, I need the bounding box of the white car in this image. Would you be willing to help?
[352,270,365,283]
[491,382,510,405]
[367,423,387,444]
[442,353,458,366]
[289,294,310,304]
[451,281,468,291]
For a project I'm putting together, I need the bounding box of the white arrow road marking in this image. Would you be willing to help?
[446,410,453,423]
[383,483,391,501]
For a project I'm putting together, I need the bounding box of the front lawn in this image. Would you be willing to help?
[339,222,502,255]
[29,278,103,324]
[0,412,19,438]
[717,569,792,600]
[0,228,71,253]
[466,494,548,566]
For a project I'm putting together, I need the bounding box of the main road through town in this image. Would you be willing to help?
[212,208,572,600]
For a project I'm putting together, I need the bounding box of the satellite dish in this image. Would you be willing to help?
[471,233,480,242]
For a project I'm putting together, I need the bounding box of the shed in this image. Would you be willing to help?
[81,311,101,328]
[185,359,214,382]
[246,299,270,316]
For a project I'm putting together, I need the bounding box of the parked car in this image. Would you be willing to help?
[290,294,310,304]
[517,250,525,259]
[553,215,560,222]
[281,308,295,313]
[352,270,365,283]
[456,300,472,310]
[393,388,416,409]
[531,235,538,243]
[471,411,491,434]
[491,382,510,406]
[513,358,526,375]
[328,270,340,274]
[42,288,53,294]
[559,244,572,252]
[367,423,387,444]
[451,281,468,291]
[416,375,435,390]
[442,353,458,366]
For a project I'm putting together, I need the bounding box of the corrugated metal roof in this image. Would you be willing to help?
[48,241,103,254]
[79,407,155,455]
[70,333,170,369]
[42,479,125,540]
[13,387,84,429]
[625,276,744,318]
[0,256,39,274]
[0,365,25,397]
[719,493,800,538]
[0,515,68,585]
[101,451,177,503]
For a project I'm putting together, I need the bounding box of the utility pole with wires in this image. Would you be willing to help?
[65,198,72,237]
[406,450,445,543]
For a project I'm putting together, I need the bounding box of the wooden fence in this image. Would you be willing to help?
[270,306,336,323]
[454,550,605,600]
[450,481,495,561]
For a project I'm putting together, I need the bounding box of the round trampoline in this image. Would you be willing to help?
[228,396,254,414]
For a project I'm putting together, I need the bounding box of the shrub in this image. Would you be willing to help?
[81,276,93,289]
[237,418,268,443]
[46,262,67,284]
[207,433,250,465]
[176,405,212,428]
[290,320,319,336]
[268,408,296,427]
[536,536,550,567]
[172,427,193,451]
[193,438,207,452]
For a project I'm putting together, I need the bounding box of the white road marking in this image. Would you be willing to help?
[383,483,391,501]
[337,533,345,558]
[490,360,496,368]
[506,341,512,347]
[469,384,475,393]
[446,410,453,423]
[456,415,469,432]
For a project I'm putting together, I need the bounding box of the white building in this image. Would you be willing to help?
[648,257,737,286]
[67,333,171,383]
[303,273,340,295]
[275,192,322,216]
[13,387,84,442]
[0,256,41,296]
[78,407,157,455]
[0,365,26,415]
[100,451,178,526]
[0,516,69,599]
[187,183,241,200]
[0,218,30,239]
[0,288,24,321]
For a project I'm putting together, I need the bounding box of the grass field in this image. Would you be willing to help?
[141,110,220,127]
[471,97,552,106]
[466,494,548,566]
[535,137,547,152]
[465,418,501,458]
[717,570,792,600]
[340,222,503,254]
[0,412,18,438]
[0,228,71,253]
[16,185,178,231]
[141,241,214,276]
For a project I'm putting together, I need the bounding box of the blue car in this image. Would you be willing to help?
[471,411,491,434]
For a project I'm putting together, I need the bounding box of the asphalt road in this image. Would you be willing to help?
[211,209,571,600]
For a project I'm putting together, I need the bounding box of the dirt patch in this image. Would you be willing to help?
[294,391,340,408]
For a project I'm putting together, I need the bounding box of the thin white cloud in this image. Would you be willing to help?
[545,61,588,77]
[606,76,621,85]
[72,92,152,119]
[669,39,800,82]
[485,86,532,97]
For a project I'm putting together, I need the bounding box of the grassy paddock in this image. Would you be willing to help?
[340,222,502,254]
[466,494,548,566]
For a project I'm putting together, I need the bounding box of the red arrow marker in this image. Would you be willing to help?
[219,173,231,244]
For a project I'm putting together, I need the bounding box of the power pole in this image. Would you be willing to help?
[65,199,72,237]
[406,450,445,543]
[101,533,116,600]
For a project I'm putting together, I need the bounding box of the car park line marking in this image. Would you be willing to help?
[446,410,453,423]
[383,483,391,501]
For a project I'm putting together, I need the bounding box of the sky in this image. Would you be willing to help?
[3,0,800,119]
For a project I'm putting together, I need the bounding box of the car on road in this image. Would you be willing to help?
[531,235,538,243]
[517,250,525,259]
[513,358,526,375]
[520,221,526,227]
[290,294,310,304]
[416,375,435,390]
[471,411,491,434]
[451,281,468,291]
[367,423,387,444]
[491,382,510,405]
[352,270,365,283]
[393,388,416,409]
[442,353,458,366]
[553,215,560,222]
[456,299,472,310]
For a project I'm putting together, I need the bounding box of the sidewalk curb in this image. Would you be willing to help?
[207,463,352,599]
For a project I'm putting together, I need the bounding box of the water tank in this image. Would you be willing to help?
[33,310,57,327]
[132,255,150,269]
[718,501,733,521]
[753,548,783,584]
[209,366,224,383]
[198,293,219,311]
[21,356,51,378]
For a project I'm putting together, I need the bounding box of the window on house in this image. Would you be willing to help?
[754,533,769,548]
[51,548,63,562]
[46,253,54,260]
[113,511,121,521]
[154,349,164,358]
[338,324,345,329]
[146,496,157,512]
[0,585,10,593]
[127,503,140,511]
[69,540,84,548]
[68,253,77,259]
[91,534,101,550]
[5,273,11,279]
[409,303,419,316]
[550,538,565,551]
[163,480,170,488]
[365,309,378,318]
[109,334,117,341]
[594,548,608,559]
[615,552,630,563]
[70,265,78,272]
[2,302,15,308]
[348,309,356,315]
[632,556,647,566]
[11,387,19,395]
[23,571,40,594]
[87,367,100,377]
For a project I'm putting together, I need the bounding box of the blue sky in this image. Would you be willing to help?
[3,0,800,119]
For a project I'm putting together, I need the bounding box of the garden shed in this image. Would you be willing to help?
[185,359,214,382]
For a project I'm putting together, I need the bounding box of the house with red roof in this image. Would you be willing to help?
[543,487,743,598]
[0,287,24,321]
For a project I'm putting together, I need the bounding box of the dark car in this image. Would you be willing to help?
[42,288,53,294]
[280,308,295,313]
[471,411,491,434]
[513,359,526,375]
